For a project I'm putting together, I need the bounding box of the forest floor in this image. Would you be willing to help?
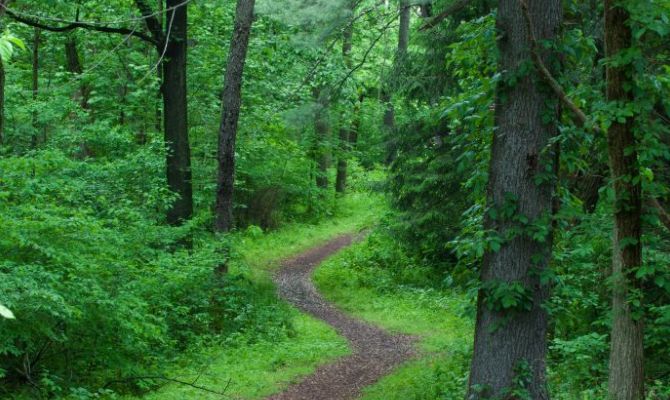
[270,234,416,400]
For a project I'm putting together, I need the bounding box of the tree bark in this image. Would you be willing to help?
[419,2,433,18]
[466,0,561,398]
[382,0,410,159]
[31,28,40,148]
[64,36,91,109]
[314,86,330,189]
[155,0,163,134]
[397,0,410,60]
[335,1,356,194]
[162,0,193,226]
[605,1,644,399]
[0,0,9,147]
[214,0,256,233]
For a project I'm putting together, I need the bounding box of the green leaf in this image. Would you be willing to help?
[0,304,15,319]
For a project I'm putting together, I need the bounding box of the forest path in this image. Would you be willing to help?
[269,234,416,400]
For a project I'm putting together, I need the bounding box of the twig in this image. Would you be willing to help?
[333,16,399,96]
[291,1,391,99]
[104,375,231,397]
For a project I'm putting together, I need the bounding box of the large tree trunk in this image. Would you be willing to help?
[335,1,356,194]
[214,0,256,233]
[605,1,644,399]
[466,1,561,398]
[162,0,193,226]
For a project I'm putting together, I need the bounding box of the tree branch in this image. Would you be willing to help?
[519,0,600,133]
[134,0,165,44]
[4,8,157,45]
[648,197,670,232]
[419,0,468,31]
[333,16,398,96]
[519,0,670,232]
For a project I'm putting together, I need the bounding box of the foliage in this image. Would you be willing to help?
[313,232,473,400]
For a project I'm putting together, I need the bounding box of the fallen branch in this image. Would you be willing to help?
[104,375,232,397]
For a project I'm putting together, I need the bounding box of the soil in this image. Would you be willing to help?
[268,234,416,400]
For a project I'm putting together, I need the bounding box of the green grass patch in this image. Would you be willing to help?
[313,236,474,399]
[122,192,383,400]
[126,314,348,400]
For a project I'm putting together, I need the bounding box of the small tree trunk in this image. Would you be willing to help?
[313,87,330,189]
[214,0,256,233]
[335,1,356,194]
[0,0,9,147]
[605,1,644,399]
[162,0,193,226]
[397,0,410,58]
[383,0,410,158]
[420,3,433,18]
[155,0,163,134]
[466,0,561,398]
[31,28,40,148]
[65,36,91,109]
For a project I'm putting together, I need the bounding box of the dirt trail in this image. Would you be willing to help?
[269,234,416,400]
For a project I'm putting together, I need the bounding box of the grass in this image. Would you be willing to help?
[313,238,474,400]
[129,314,347,400]
[123,192,384,400]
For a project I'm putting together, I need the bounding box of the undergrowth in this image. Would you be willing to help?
[313,230,474,400]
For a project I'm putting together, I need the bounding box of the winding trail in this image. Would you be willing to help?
[269,234,416,400]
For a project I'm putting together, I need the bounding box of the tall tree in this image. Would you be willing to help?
[64,35,91,110]
[313,86,330,189]
[157,0,192,225]
[0,0,9,146]
[466,0,561,398]
[214,0,256,233]
[382,0,410,157]
[605,1,644,398]
[335,1,356,194]
[8,1,194,225]
[31,27,40,148]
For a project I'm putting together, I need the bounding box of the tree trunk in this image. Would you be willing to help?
[335,1,356,194]
[0,58,4,147]
[65,36,91,109]
[162,0,193,226]
[214,0,256,233]
[605,1,644,399]
[383,0,410,159]
[31,28,40,148]
[314,87,330,189]
[0,0,9,147]
[397,0,410,59]
[420,2,433,18]
[155,0,163,134]
[466,1,561,398]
